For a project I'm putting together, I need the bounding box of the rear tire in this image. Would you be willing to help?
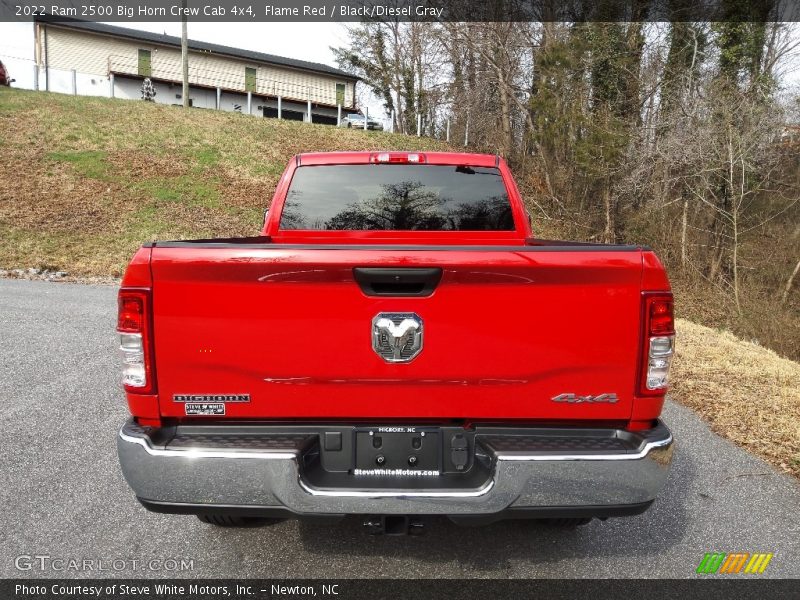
[197,514,284,527]
[541,517,593,528]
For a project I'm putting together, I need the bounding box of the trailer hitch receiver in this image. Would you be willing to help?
[363,515,424,536]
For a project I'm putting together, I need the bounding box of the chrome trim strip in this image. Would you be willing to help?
[494,435,673,462]
[298,478,495,498]
[118,429,298,460]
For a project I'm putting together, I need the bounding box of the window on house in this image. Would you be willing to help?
[137,49,151,77]
[335,83,345,106]
[245,67,257,92]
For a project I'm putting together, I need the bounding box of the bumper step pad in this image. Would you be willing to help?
[479,434,631,454]
[168,433,313,452]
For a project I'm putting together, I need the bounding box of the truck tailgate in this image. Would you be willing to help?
[150,245,643,421]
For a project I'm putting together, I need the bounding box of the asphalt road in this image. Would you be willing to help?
[1,278,799,579]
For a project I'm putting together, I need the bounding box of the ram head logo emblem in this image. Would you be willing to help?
[372,313,423,363]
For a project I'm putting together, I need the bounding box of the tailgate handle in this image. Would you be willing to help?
[354,268,442,297]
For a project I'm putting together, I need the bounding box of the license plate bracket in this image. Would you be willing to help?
[354,426,441,475]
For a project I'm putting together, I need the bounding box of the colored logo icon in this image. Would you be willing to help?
[696,553,774,574]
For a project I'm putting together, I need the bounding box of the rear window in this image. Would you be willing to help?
[279,164,515,231]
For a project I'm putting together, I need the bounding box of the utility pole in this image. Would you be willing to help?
[181,0,189,108]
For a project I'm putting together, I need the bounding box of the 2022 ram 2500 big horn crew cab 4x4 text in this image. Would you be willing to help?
[117,151,674,532]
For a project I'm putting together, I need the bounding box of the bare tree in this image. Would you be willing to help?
[335,16,800,338]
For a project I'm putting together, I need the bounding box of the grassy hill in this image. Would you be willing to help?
[0,87,453,276]
[1,87,798,478]
[673,319,799,477]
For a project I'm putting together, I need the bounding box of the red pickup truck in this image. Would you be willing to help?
[117,151,674,533]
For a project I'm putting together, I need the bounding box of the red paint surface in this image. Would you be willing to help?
[119,152,672,427]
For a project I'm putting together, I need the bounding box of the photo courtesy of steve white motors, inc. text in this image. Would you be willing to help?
[14,583,339,597]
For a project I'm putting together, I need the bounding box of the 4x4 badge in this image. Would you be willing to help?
[551,393,618,404]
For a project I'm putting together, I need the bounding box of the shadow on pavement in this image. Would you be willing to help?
[290,447,693,573]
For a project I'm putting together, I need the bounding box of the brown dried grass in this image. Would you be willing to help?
[672,318,800,477]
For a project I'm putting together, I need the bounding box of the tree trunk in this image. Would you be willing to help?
[681,198,688,267]
[782,258,800,304]
[730,127,742,316]
[496,66,513,157]
[622,22,643,127]
[603,182,615,243]
[391,23,404,134]
[732,208,741,315]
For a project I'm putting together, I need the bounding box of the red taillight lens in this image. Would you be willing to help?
[117,289,155,394]
[649,298,674,336]
[118,294,144,332]
[639,292,675,397]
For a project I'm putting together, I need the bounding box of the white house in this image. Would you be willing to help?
[23,17,359,124]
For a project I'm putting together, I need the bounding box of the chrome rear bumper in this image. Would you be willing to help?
[117,419,673,518]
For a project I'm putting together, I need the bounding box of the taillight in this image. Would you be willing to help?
[118,295,144,332]
[117,289,155,394]
[639,293,675,395]
[649,298,674,335]
[370,152,426,164]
